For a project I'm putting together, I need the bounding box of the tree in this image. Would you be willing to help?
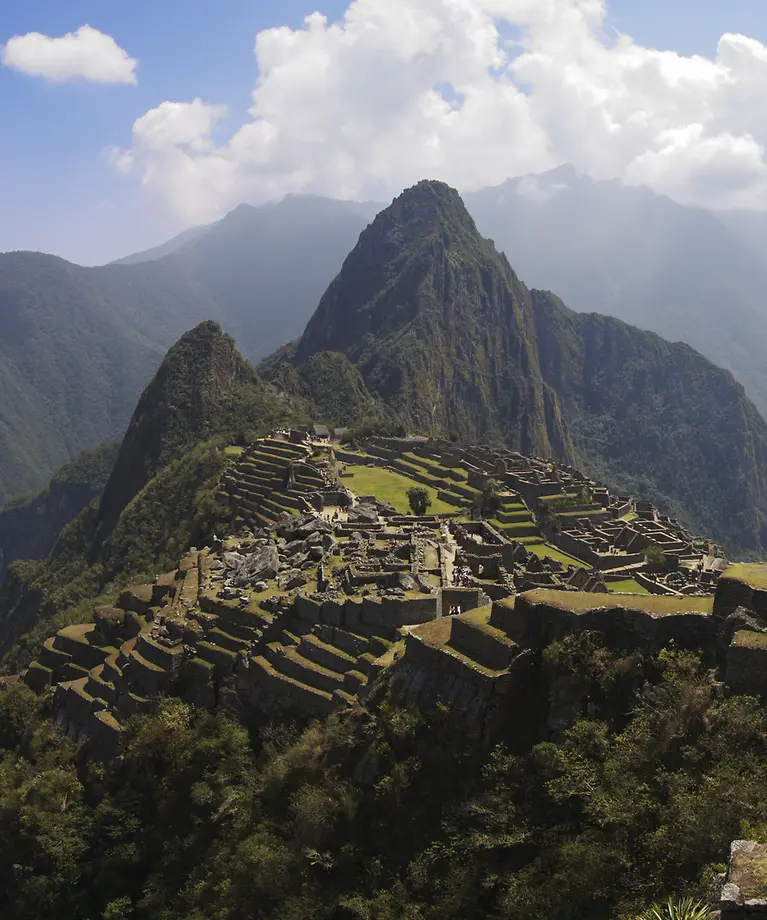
[407,487,432,516]
[473,479,503,520]
[644,544,666,568]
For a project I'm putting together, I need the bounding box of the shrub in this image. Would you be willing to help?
[638,896,712,920]
[407,487,432,516]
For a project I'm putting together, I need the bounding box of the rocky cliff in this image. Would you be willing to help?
[296,180,570,458]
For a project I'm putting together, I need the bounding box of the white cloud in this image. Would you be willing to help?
[115,0,767,222]
[1,24,137,85]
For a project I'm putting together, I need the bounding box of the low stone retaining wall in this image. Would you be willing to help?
[492,593,717,653]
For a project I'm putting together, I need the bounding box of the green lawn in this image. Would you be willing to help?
[345,465,455,515]
[521,589,714,616]
[721,563,767,590]
[526,543,585,566]
[609,578,651,595]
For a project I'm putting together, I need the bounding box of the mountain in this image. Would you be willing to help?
[0,197,374,501]
[0,322,301,659]
[296,181,570,457]
[113,196,379,360]
[94,320,291,543]
[0,251,224,504]
[291,180,767,556]
[464,167,767,418]
[0,441,119,581]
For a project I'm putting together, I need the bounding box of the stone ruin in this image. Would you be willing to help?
[719,840,767,918]
[18,429,751,760]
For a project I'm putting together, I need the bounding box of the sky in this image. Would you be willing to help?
[4,0,767,265]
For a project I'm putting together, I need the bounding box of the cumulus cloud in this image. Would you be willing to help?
[1,24,137,85]
[115,0,767,222]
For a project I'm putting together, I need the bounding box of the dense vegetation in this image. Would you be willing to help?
[268,351,380,427]
[0,442,120,580]
[0,637,761,919]
[530,290,767,555]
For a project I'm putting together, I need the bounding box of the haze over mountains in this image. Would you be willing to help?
[0,197,377,500]
[113,164,767,421]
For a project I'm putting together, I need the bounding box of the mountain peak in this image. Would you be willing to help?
[294,181,568,458]
[381,179,481,242]
[93,320,256,543]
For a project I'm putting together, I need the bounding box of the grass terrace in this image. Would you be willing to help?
[403,452,471,480]
[526,542,584,567]
[721,563,767,590]
[519,589,714,616]
[609,578,651,595]
[345,465,455,515]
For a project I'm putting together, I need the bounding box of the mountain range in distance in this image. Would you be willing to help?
[112,164,767,424]
[3,171,767,556]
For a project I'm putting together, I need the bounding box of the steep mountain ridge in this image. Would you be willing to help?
[94,320,290,543]
[292,180,767,555]
[465,168,767,418]
[297,181,570,458]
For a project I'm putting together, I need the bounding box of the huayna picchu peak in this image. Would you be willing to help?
[287,180,767,557]
[296,180,570,460]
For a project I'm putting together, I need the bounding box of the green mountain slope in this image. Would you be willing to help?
[0,198,373,501]
[532,292,767,554]
[0,441,119,581]
[296,181,570,458]
[94,320,291,542]
[293,180,767,555]
[0,252,222,503]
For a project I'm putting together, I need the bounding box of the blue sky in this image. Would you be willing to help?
[3,0,767,265]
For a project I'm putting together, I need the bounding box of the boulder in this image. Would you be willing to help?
[349,504,379,525]
[226,545,280,587]
[285,571,309,590]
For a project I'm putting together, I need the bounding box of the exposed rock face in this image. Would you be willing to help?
[296,180,570,458]
[224,546,280,587]
[348,504,379,525]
